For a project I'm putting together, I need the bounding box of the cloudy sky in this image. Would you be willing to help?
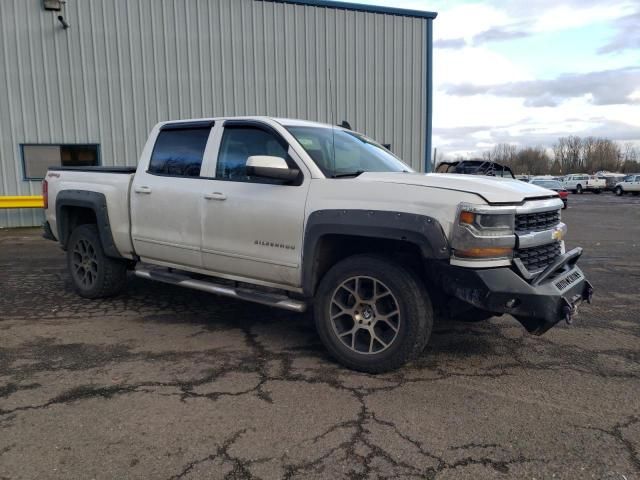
[339,0,640,158]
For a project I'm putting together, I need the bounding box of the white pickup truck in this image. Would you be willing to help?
[43,117,593,372]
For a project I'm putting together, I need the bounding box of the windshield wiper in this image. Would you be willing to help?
[331,170,365,178]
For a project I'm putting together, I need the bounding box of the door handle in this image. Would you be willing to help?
[204,192,227,201]
[134,185,152,194]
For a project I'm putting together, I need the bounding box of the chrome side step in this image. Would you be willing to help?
[134,267,307,313]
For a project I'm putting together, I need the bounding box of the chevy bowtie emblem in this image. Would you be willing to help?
[552,226,565,241]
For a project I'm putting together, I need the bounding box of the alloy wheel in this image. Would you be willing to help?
[71,238,99,288]
[329,276,401,354]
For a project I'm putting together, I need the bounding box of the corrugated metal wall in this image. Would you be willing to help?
[0,0,431,227]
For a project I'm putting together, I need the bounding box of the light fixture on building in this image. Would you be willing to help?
[43,0,63,11]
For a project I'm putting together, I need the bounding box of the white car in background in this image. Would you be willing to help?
[614,174,640,196]
[563,174,589,194]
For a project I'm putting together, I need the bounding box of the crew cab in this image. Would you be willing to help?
[614,174,640,196]
[42,117,594,373]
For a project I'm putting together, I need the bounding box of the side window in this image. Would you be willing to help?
[148,127,211,177]
[22,144,100,180]
[216,126,299,184]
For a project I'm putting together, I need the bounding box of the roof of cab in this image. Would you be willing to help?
[158,116,343,130]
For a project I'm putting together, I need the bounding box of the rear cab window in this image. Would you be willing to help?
[148,123,213,177]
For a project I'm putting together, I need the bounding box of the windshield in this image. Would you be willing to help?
[534,180,562,189]
[286,126,412,177]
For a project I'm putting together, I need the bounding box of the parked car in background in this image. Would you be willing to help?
[596,172,626,191]
[563,174,589,194]
[531,179,569,209]
[614,174,640,196]
[585,175,605,193]
[531,175,555,181]
[515,175,530,182]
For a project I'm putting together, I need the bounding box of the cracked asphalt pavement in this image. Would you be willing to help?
[1,193,639,479]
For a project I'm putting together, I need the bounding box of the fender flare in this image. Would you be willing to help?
[55,190,123,259]
[302,209,450,295]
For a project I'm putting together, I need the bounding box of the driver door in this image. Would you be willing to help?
[200,121,310,287]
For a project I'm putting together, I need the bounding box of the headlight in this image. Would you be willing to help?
[452,203,516,260]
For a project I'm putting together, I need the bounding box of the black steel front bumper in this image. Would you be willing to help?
[438,248,594,335]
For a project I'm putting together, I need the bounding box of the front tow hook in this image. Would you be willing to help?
[586,285,594,304]
[563,304,577,325]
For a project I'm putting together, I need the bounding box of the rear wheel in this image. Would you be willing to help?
[562,199,568,209]
[576,184,583,194]
[314,255,432,373]
[615,186,624,196]
[67,224,127,298]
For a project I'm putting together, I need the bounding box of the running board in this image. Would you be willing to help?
[134,267,307,313]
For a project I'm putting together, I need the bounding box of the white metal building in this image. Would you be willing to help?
[0,0,436,228]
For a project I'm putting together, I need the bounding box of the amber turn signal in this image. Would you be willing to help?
[455,247,513,258]
[459,210,475,225]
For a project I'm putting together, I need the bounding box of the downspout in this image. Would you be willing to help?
[425,18,434,173]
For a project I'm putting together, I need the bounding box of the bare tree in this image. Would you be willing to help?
[470,136,632,175]
[515,146,550,175]
[622,143,640,173]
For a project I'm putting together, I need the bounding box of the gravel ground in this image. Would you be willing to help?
[0,192,638,480]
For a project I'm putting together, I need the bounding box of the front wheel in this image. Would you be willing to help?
[67,224,128,298]
[615,186,624,196]
[576,184,583,194]
[314,255,433,373]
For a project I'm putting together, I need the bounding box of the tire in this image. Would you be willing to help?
[576,184,583,194]
[594,189,601,194]
[615,186,623,196]
[66,224,127,298]
[314,255,432,373]
[633,192,639,196]
[562,199,568,209]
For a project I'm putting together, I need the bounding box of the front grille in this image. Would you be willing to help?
[515,210,560,233]
[515,241,562,272]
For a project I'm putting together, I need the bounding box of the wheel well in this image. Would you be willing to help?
[59,206,97,248]
[309,234,425,295]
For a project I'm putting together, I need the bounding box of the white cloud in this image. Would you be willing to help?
[433,3,510,41]
[532,3,636,33]
[340,0,640,156]
[434,45,532,86]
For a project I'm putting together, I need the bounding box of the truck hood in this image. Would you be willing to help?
[356,172,557,204]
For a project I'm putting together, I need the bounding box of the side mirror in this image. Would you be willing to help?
[246,156,299,181]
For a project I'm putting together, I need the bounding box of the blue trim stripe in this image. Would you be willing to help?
[261,0,437,19]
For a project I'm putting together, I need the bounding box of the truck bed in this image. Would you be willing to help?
[45,167,136,258]
[48,166,137,174]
